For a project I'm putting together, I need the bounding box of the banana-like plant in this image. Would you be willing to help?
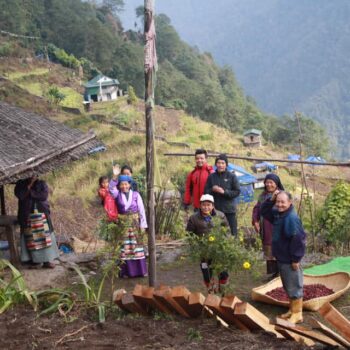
[0,259,37,313]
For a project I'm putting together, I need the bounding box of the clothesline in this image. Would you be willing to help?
[163,152,350,167]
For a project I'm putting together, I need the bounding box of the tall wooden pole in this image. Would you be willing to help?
[0,186,6,215]
[144,0,157,287]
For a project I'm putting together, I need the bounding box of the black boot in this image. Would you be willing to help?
[266,260,278,275]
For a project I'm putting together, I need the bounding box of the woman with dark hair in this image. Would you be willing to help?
[14,176,59,268]
[120,165,138,191]
[252,173,284,276]
[109,174,147,278]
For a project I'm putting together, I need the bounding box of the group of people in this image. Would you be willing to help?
[14,148,306,324]
[184,149,306,324]
[98,164,148,278]
[184,150,240,235]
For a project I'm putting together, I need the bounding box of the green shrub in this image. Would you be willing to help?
[46,85,66,106]
[186,217,259,276]
[319,181,350,245]
[127,86,137,105]
[171,98,187,110]
[48,44,80,69]
[0,43,12,57]
[129,135,143,146]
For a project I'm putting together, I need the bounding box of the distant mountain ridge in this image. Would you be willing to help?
[121,0,350,159]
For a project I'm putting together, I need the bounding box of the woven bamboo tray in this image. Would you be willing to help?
[251,272,350,311]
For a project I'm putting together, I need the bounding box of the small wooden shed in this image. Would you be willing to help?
[243,129,262,148]
[0,102,104,264]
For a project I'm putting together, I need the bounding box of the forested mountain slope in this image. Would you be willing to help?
[0,0,329,157]
[121,0,350,159]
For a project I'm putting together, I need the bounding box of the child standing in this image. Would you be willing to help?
[98,176,118,222]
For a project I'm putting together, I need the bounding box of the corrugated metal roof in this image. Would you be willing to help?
[84,74,120,88]
[243,128,262,136]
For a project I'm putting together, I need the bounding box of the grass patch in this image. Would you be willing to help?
[7,68,49,80]
[60,86,83,109]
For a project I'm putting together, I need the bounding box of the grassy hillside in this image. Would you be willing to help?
[1,58,348,239]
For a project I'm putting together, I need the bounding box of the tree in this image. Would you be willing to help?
[127,86,137,105]
[101,0,124,14]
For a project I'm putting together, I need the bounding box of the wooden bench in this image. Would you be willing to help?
[0,215,20,266]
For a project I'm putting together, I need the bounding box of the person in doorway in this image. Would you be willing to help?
[98,176,118,222]
[110,175,148,278]
[261,191,306,324]
[183,149,214,211]
[186,194,229,294]
[252,174,284,277]
[204,154,240,235]
[14,176,59,269]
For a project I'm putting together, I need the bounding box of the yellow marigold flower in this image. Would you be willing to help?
[243,261,251,270]
[208,235,215,242]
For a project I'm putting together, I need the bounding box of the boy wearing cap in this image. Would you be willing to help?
[183,149,214,211]
[186,194,229,293]
[204,154,240,235]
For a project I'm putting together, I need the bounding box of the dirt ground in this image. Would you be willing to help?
[0,307,311,350]
[1,254,348,350]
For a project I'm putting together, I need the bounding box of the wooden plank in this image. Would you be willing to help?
[204,294,247,331]
[220,296,250,331]
[121,293,149,315]
[318,302,350,342]
[275,327,315,347]
[113,289,127,311]
[187,292,205,318]
[6,225,20,267]
[309,318,350,348]
[153,286,190,317]
[132,284,163,313]
[275,318,340,347]
[142,285,172,314]
[203,305,229,328]
[170,285,192,315]
[234,302,283,337]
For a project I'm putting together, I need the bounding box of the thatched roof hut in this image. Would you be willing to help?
[0,102,104,186]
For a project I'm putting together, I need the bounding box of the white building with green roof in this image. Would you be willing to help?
[84,74,121,102]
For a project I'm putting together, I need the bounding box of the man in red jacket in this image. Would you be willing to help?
[183,149,214,211]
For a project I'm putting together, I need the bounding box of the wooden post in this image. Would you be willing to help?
[144,0,157,287]
[0,186,6,215]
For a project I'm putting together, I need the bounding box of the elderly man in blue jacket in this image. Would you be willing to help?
[261,191,306,324]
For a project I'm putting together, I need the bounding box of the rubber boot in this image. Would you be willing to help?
[287,298,303,324]
[279,299,292,319]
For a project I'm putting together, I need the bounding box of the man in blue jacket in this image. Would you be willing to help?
[204,154,240,235]
[261,191,306,324]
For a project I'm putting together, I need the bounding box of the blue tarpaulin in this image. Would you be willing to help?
[288,154,300,161]
[214,163,257,203]
[305,156,326,165]
[254,162,277,171]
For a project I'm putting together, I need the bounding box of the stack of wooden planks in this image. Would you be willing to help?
[113,285,350,348]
